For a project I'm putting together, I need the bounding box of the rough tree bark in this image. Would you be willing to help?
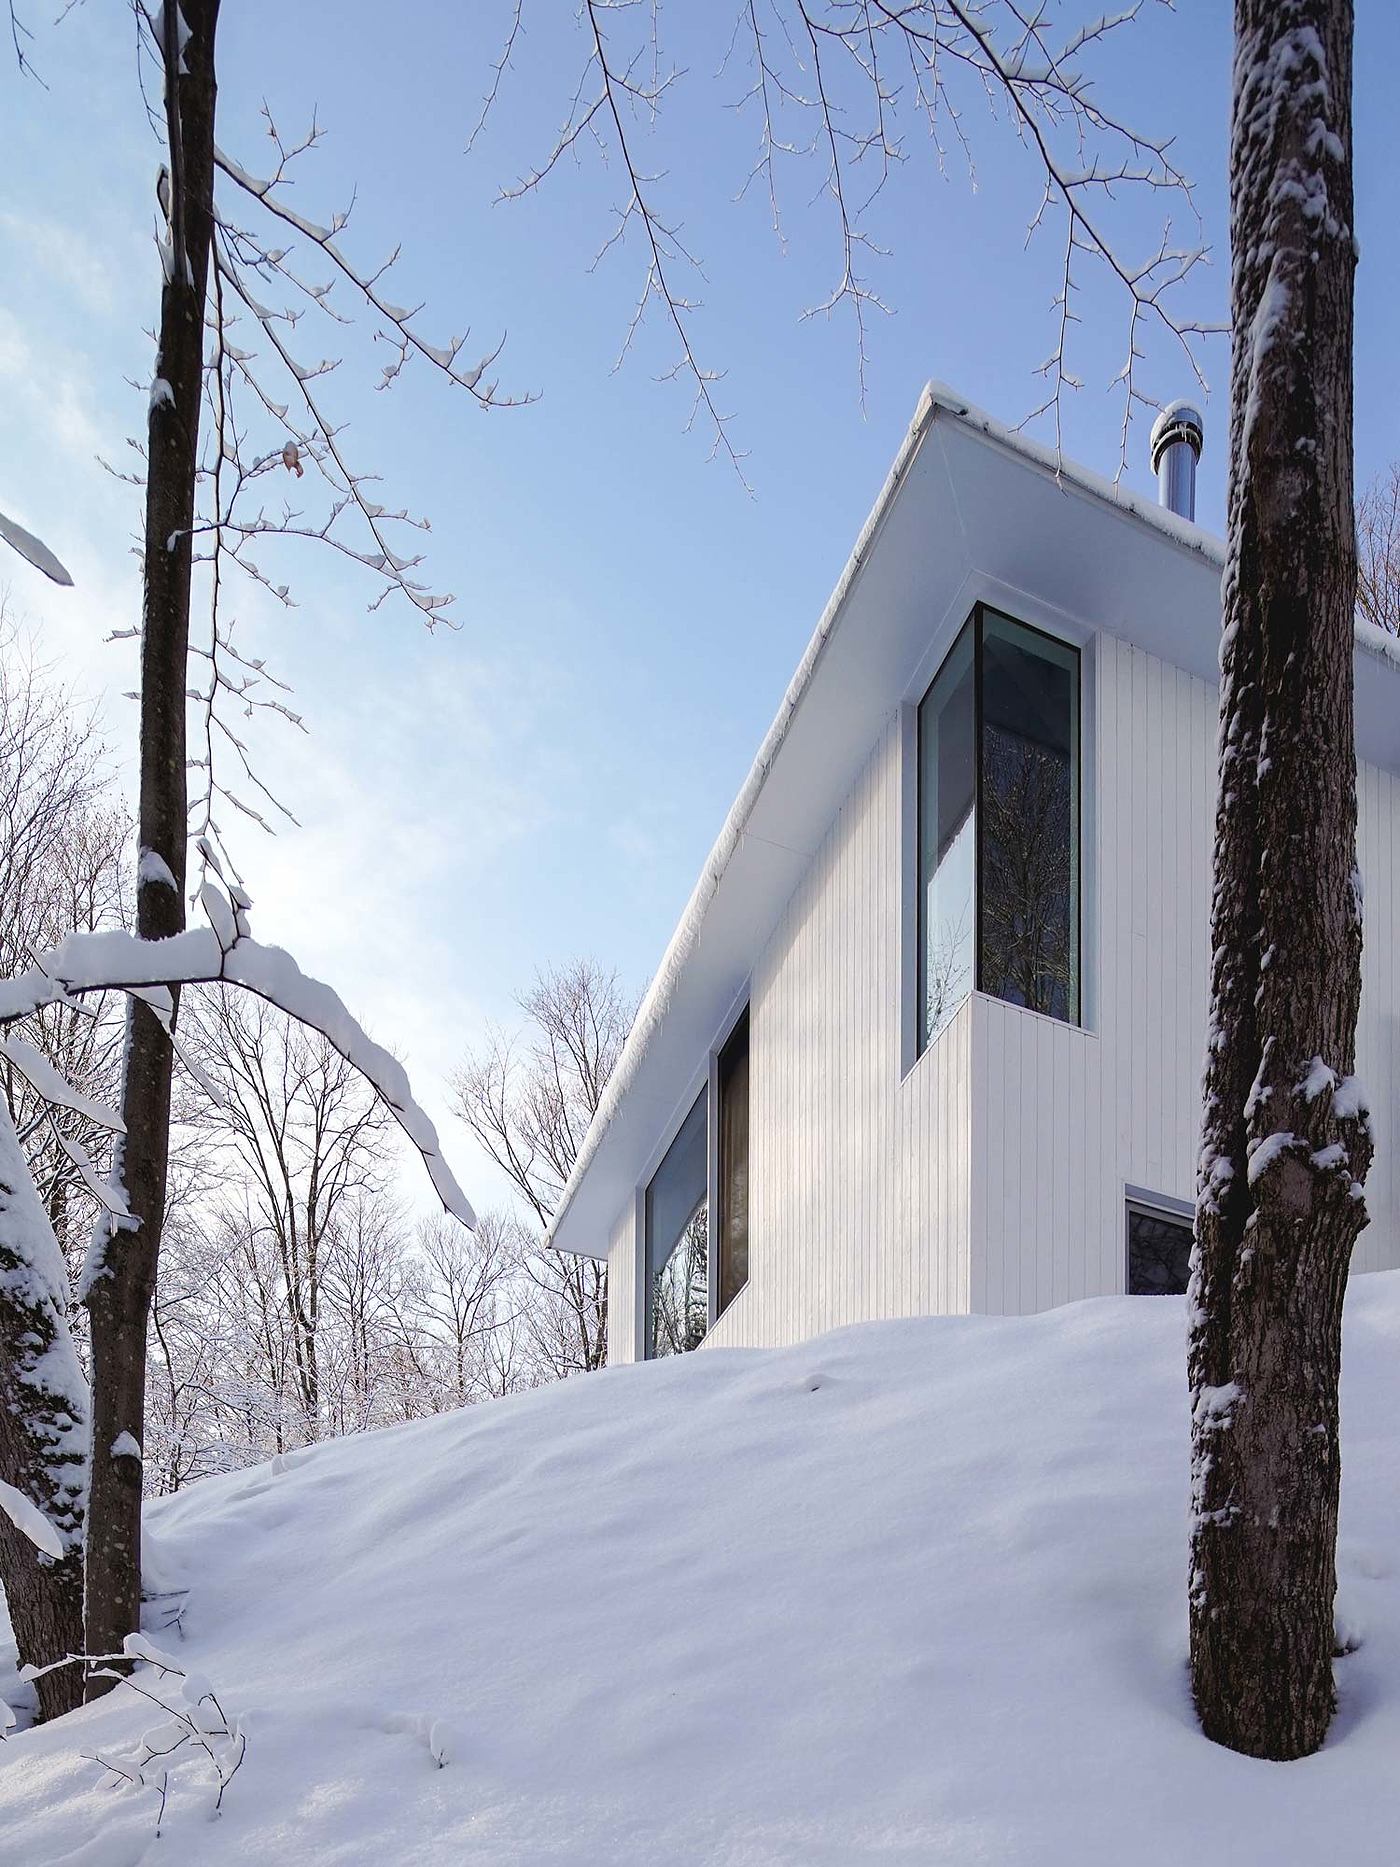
[0,1103,88,1721]
[1189,0,1366,1761]
[82,0,221,1689]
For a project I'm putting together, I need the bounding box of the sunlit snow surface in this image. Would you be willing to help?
[4,1278,1400,1864]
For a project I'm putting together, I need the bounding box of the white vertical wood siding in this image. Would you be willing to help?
[606,1202,639,1364]
[605,630,1400,1359]
[707,716,972,1351]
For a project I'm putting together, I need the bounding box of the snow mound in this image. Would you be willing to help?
[4,1279,1400,1864]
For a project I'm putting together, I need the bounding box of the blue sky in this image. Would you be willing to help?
[3,1,1398,1217]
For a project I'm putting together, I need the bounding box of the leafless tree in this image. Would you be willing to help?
[5,0,518,1692]
[454,960,633,1373]
[0,620,130,1718]
[1357,461,1400,634]
[412,1211,520,1408]
[475,0,1218,469]
[140,1198,527,1492]
[184,992,393,1441]
[0,619,130,1250]
[1189,0,1366,1760]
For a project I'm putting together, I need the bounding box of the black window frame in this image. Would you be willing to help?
[715,1005,751,1321]
[916,602,1083,1054]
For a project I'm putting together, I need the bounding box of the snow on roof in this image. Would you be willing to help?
[548,382,1400,1261]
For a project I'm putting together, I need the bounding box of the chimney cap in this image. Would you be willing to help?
[1149,401,1204,473]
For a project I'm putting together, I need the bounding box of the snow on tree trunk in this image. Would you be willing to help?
[82,0,222,1689]
[1189,0,1366,1761]
[0,1100,89,1721]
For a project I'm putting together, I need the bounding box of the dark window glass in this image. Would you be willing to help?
[979,612,1080,1022]
[916,610,1081,1054]
[717,1010,750,1316]
[645,1091,708,1357]
[1127,1203,1193,1295]
[917,621,976,1049]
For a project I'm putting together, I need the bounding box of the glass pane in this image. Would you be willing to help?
[645,1091,708,1357]
[1127,1204,1193,1295]
[717,1010,750,1315]
[979,612,1079,1023]
[651,1207,710,1356]
[918,622,976,1050]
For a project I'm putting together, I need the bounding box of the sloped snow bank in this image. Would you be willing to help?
[4,1278,1400,1865]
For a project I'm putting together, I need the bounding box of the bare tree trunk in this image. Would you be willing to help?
[0,1103,87,1721]
[1189,0,1366,1761]
[83,0,221,1689]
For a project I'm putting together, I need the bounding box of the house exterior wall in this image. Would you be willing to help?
[604,628,1400,1364]
[969,632,1215,1310]
[969,631,1400,1306]
[707,716,972,1351]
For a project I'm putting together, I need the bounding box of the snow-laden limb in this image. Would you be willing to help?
[0,1478,64,1560]
[20,1637,246,1829]
[0,899,474,1229]
[0,1033,126,1132]
[0,503,73,586]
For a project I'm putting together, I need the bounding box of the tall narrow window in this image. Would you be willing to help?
[645,1091,708,1357]
[917,621,976,1048]
[716,1009,750,1316]
[916,607,1080,1051]
[979,612,1080,1022]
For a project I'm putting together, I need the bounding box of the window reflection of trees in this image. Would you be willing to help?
[651,1204,709,1356]
[1127,1206,1193,1295]
[924,888,973,1046]
[980,728,1074,1020]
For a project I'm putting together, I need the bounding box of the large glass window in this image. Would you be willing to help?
[716,1009,750,1316]
[917,608,1080,1051]
[980,613,1079,1021]
[645,1091,709,1357]
[1126,1200,1193,1295]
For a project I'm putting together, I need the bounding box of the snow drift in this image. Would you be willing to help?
[4,1278,1400,1864]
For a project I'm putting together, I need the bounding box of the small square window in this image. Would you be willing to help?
[1126,1200,1193,1295]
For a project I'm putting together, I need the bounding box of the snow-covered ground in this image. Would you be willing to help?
[4,1277,1400,1865]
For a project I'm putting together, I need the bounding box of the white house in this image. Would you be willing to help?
[547,384,1400,1363]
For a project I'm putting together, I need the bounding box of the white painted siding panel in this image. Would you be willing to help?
[606,628,1400,1363]
[705,716,973,1354]
[605,1202,638,1365]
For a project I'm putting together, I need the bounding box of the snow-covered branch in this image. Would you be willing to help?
[476,0,1221,462]
[0,505,73,586]
[1,899,474,1232]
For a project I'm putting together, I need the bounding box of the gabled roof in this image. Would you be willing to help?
[549,382,1400,1261]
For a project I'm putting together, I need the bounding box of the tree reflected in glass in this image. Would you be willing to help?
[651,1204,708,1357]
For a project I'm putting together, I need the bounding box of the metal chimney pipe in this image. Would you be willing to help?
[1149,402,1204,521]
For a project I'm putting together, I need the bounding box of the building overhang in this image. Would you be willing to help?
[549,382,1400,1261]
